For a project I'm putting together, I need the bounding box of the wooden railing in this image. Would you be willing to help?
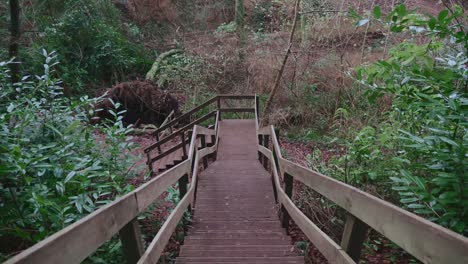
[5,124,218,264]
[255,124,468,262]
[4,95,257,264]
[145,95,257,174]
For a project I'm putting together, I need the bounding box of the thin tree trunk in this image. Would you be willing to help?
[235,0,246,59]
[262,0,301,125]
[9,0,20,84]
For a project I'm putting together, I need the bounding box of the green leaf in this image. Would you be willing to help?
[438,10,449,21]
[428,17,437,30]
[397,4,407,17]
[401,197,419,203]
[439,137,459,148]
[373,6,382,19]
[65,171,76,183]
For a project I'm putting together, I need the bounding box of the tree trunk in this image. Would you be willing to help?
[262,0,301,125]
[9,0,20,84]
[235,0,246,59]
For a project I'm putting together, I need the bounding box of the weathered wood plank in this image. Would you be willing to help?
[341,214,368,261]
[119,218,144,264]
[4,193,139,264]
[135,160,191,212]
[138,136,217,264]
[257,126,271,135]
[137,183,194,264]
[263,146,354,264]
[219,107,255,113]
[217,94,256,99]
[279,158,468,263]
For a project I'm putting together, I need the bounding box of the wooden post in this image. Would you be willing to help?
[255,95,260,123]
[258,134,263,162]
[281,173,293,232]
[181,133,187,159]
[146,152,153,175]
[155,133,162,154]
[263,135,270,170]
[217,97,222,120]
[200,135,208,169]
[179,173,191,224]
[341,214,369,261]
[119,218,144,264]
[271,148,279,204]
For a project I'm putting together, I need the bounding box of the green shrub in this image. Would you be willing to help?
[25,0,151,93]
[344,4,467,234]
[0,51,139,260]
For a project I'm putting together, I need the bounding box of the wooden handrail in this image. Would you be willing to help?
[145,110,216,154]
[4,119,221,264]
[256,123,468,263]
[4,95,257,264]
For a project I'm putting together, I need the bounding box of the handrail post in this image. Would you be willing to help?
[255,95,260,124]
[119,218,144,264]
[341,214,369,261]
[200,135,208,169]
[271,148,279,204]
[181,133,188,159]
[217,97,222,121]
[178,173,190,213]
[263,135,270,170]
[258,134,263,163]
[155,133,162,154]
[146,152,153,175]
[281,173,293,233]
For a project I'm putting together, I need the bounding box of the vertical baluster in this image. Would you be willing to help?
[200,135,208,169]
[281,173,293,233]
[155,133,162,154]
[119,218,144,264]
[181,132,187,159]
[263,135,270,170]
[341,214,369,261]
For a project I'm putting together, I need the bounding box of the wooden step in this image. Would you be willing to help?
[175,256,304,264]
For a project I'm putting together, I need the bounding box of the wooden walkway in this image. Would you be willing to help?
[6,96,467,264]
[176,120,303,263]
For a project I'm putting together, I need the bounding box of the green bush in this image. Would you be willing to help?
[342,4,467,234]
[0,51,139,260]
[25,0,151,93]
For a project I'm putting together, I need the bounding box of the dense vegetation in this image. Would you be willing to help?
[0,0,466,263]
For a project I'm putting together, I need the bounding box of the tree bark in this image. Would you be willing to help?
[262,0,301,125]
[235,0,246,59]
[9,0,21,84]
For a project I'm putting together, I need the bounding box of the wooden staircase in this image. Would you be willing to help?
[176,120,303,263]
[6,95,468,264]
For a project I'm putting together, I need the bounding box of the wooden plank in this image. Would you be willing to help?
[281,173,293,231]
[257,126,271,135]
[145,111,216,153]
[217,94,256,99]
[196,126,216,136]
[119,218,144,264]
[279,190,355,264]
[263,145,354,264]
[150,140,186,163]
[279,158,468,263]
[4,193,139,264]
[154,96,217,134]
[137,184,194,264]
[341,214,368,261]
[200,135,208,168]
[145,129,184,153]
[138,131,217,264]
[135,160,191,212]
[219,108,255,113]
